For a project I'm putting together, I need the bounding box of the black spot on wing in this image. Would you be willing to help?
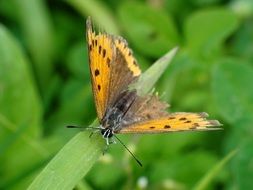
[103,49,106,58]
[99,45,102,54]
[95,69,100,76]
[97,85,101,91]
[164,125,171,129]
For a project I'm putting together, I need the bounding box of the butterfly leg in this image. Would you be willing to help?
[102,138,116,155]
[102,144,109,155]
[110,137,116,144]
[105,137,110,146]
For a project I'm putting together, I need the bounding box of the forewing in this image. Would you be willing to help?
[86,18,114,121]
[86,18,142,121]
[117,112,222,134]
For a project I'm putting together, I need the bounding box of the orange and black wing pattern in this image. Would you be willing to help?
[86,17,222,133]
[86,18,141,121]
[86,18,114,121]
[117,112,222,134]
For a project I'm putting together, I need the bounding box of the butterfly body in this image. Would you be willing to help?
[101,91,137,141]
[86,17,221,146]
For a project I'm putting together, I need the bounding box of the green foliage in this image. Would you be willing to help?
[0,0,252,189]
[185,8,239,59]
[212,59,253,124]
[28,130,104,190]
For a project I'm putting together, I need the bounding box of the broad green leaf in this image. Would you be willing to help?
[28,129,104,190]
[118,1,179,57]
[12,0,55,98]
[230,21,253,60]
[184,8,239,59]
[0,25,42,137]
[211,58,253,124]
[0,24,44,185]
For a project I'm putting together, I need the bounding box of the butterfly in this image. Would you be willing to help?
[69,17,222,166]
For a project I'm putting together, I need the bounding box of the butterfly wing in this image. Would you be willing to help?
[123,94,170,123]
[117,112,222,134]
[86,19,114,120]
[107,37,141,107]
[86,18,141,121]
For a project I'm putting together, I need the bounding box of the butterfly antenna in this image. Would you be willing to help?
[66,125,101,130]
[114,135,143,167]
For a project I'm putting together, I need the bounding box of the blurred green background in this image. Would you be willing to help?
[1,0,253,189]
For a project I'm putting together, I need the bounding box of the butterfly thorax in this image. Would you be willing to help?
[101,91,137,138]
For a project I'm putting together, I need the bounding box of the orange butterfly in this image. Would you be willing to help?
[69,17,222,166]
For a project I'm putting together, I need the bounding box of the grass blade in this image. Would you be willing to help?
[193,149,238,190]
[130,47,178,96]
[28,128,104,190]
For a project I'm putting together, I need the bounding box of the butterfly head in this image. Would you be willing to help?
[101,127,114,139]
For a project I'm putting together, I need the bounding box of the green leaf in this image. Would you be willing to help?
[184,8,239,59]
[231,21,253,60]
[12,0,55,97]
[130,47,178,96]
[211,58,253,124]
[0,24,42,137]
[0,24,45,186]
[28,128,104,190]
[118,1,179,57]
